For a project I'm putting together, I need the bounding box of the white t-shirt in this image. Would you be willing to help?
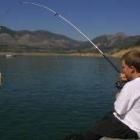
[114,77,140,138]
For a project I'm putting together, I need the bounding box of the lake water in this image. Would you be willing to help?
[0,56,120,140]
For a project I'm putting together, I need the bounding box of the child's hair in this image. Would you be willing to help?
[121,50,140,72]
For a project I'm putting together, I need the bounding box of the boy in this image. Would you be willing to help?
[64,50,140,140]
[85,50,140,140]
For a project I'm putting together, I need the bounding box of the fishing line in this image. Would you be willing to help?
[0,0,18,30]
[20,1,120,73]
[0,7,11,30]
[0,8,10,25]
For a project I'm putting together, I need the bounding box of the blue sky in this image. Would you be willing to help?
[0,0,140,41]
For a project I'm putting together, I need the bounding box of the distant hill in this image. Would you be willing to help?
[0,26,82,53]
[85,32,140,53]
[0,26,140,54]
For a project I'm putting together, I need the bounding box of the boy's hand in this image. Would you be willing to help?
[120,73,128,82]
[115,74,128,89]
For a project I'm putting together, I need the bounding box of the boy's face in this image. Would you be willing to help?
[121,60,133,79]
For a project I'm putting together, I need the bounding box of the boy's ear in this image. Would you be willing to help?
[129,66,136,73]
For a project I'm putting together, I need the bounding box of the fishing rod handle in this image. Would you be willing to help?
[115,73,128,89]
[115,80,126,89]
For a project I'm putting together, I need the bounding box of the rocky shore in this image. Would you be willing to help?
[0,52,103,57]
[101,137,140,140]
[111,46,140,58]
[0,46,139,58]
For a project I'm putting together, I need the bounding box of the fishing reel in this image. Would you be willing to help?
[115,80,127,89]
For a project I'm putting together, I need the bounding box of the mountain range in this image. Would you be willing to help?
[0,26,140,54]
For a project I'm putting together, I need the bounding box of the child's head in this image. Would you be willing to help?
[121,50,140,72]
[121,50,140,79]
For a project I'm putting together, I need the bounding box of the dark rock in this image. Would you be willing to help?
[100,137,140,140]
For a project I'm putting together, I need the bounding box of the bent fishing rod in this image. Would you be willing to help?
[19,1,120,74]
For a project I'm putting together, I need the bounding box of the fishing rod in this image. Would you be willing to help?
[19,1,120,74]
